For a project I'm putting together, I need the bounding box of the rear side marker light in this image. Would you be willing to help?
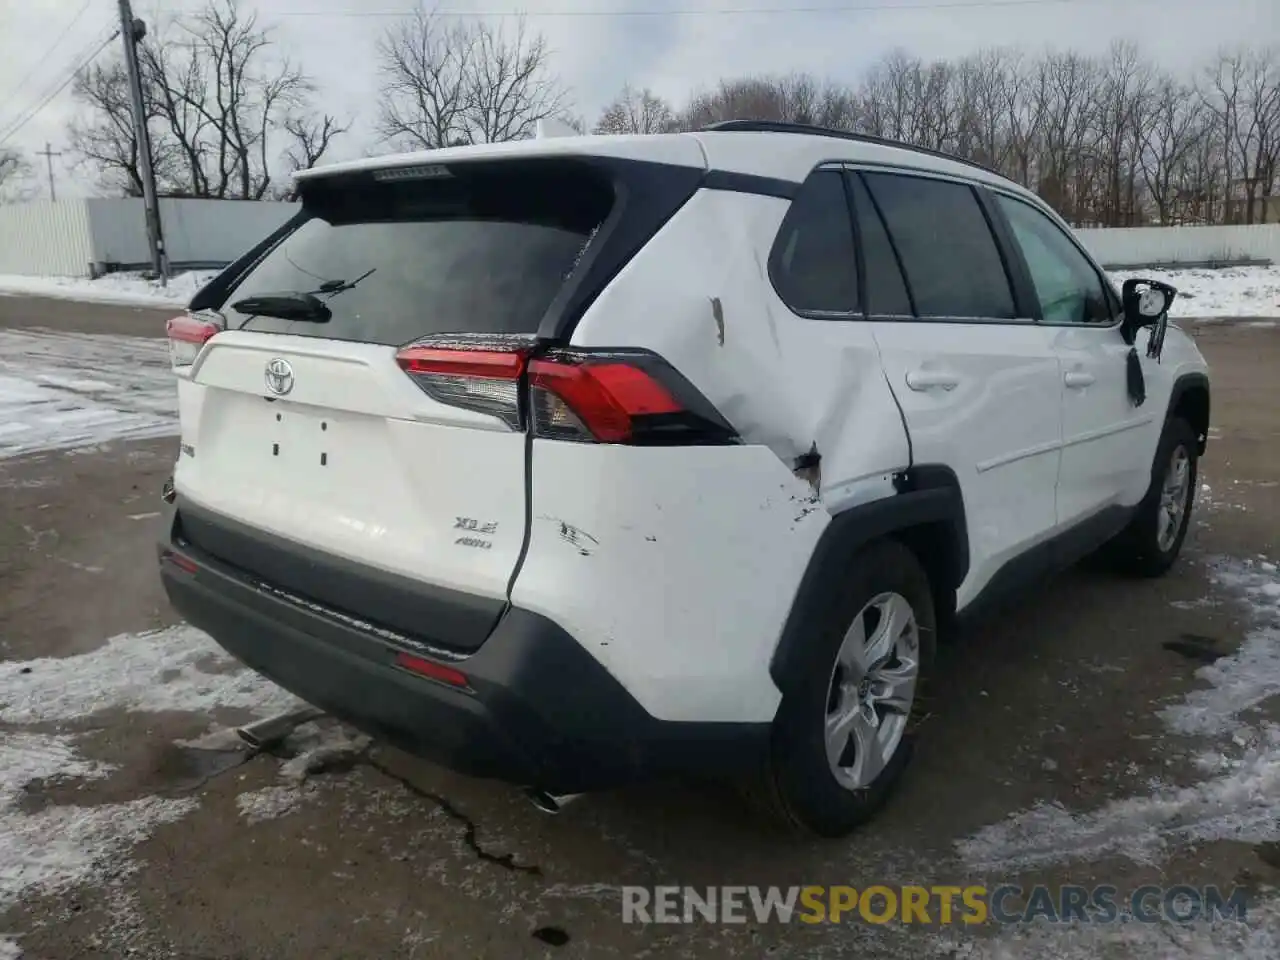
[394,651,470,689]
[395,338,738,446]
[161,550,198,574]
[166,315,220,370]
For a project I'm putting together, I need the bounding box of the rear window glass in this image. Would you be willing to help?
[221,161,614,345]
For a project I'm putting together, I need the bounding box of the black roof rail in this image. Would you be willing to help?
[697,120,1003,178]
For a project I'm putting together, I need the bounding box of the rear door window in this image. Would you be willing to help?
[846,173,913,317]
[222,161,613,345]
[769,169,860,315]
[861,172,1016,320]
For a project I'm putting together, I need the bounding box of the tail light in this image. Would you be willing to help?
[395,337,737,446]
[395,344,529,430]
[166,315,220,370]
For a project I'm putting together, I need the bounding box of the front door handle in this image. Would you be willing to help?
[905,369,960,391]
[1064,370,1096,389]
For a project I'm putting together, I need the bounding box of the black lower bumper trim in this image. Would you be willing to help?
[159,524,769,794]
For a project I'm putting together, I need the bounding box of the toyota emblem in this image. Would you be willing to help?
[265,358,294,396]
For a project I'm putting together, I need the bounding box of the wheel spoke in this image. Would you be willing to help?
[837,614,869,676]
[825,702,860,768]
[866,594,911,669]
[851,707,887,786]
[873,660,917,715]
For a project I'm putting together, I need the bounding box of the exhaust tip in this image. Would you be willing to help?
[524,788,582,815]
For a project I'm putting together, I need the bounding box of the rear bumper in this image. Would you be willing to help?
[158,507,769,794]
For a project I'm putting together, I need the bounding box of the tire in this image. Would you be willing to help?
[1104,416,1199,578]
[749,538,936,838]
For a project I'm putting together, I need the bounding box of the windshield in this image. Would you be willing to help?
[222,161,614,346]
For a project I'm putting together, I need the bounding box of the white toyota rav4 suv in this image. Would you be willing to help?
[158,120,1210,837]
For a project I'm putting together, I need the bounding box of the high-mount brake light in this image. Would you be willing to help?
[166,315,220,370]
[394,339,738,446]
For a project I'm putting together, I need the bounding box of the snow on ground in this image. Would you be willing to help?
[0,730,195,911]
[0,625,301,725]
[0,329,176,459]
[943,900,1280,960]
[952,551,1280,953]
[0,628,297,913]
[1107,265,1280,319]
[0,270,216,309]
[959,552,1280,871]
[235,784,312,825]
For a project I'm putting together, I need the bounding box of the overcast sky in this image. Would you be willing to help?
[0,0,1272,199]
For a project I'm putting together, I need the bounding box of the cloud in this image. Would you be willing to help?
[0,0,1270,198]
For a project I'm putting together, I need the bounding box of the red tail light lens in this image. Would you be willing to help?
[529,358,681,443]
[394,338,737,446]
[166,315,220,370]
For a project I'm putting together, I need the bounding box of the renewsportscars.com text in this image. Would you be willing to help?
[621,885,1249,926]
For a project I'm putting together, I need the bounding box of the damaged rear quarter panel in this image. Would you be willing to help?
[509,188,915,724]
[510,443,826,725]
[568,186,912,513]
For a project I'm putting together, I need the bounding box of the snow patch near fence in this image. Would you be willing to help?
[0,270,216,308]
[0,264,1277,318]
[1107,265,1280,319]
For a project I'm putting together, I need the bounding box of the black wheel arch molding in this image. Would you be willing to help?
[1166,371,1210,456]
[768,464,968,695]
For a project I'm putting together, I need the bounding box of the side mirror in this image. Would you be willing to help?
[1121,278,1177,343]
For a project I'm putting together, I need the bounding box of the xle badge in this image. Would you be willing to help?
[455,517,498,550]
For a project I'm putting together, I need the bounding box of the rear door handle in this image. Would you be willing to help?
[1064,370,1096,388]
[905,369,960,391]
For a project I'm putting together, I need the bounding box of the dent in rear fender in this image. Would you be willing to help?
[509,443,829,724]
[567,189,912,486]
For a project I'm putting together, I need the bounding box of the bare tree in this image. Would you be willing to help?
[376,6,568,149]
[1090,42,1155,226]
[0,147,33,201]
[66,61,156,197]
[595,85,676,134]
[1139,76,1208,223]
[1230,47,1280,223]
[676,73,856,131]
[67,0,344,199]
[662,42,1279,226]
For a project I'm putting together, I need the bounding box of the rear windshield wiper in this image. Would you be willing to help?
[230,292,332,325]
[314,267,376,296]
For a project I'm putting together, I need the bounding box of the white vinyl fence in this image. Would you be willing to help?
[0,198,296,277]
[0,197,1277,277]
[1074,224,1280,269]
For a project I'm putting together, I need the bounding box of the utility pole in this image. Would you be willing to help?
[116,0,168,284]
[36,142,62,202]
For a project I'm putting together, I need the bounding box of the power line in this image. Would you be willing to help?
[1,0,94,105]
[152,0,1120,19]
[0,28,121,148]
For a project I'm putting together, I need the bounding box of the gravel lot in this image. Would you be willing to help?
[2,296,1279,959]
